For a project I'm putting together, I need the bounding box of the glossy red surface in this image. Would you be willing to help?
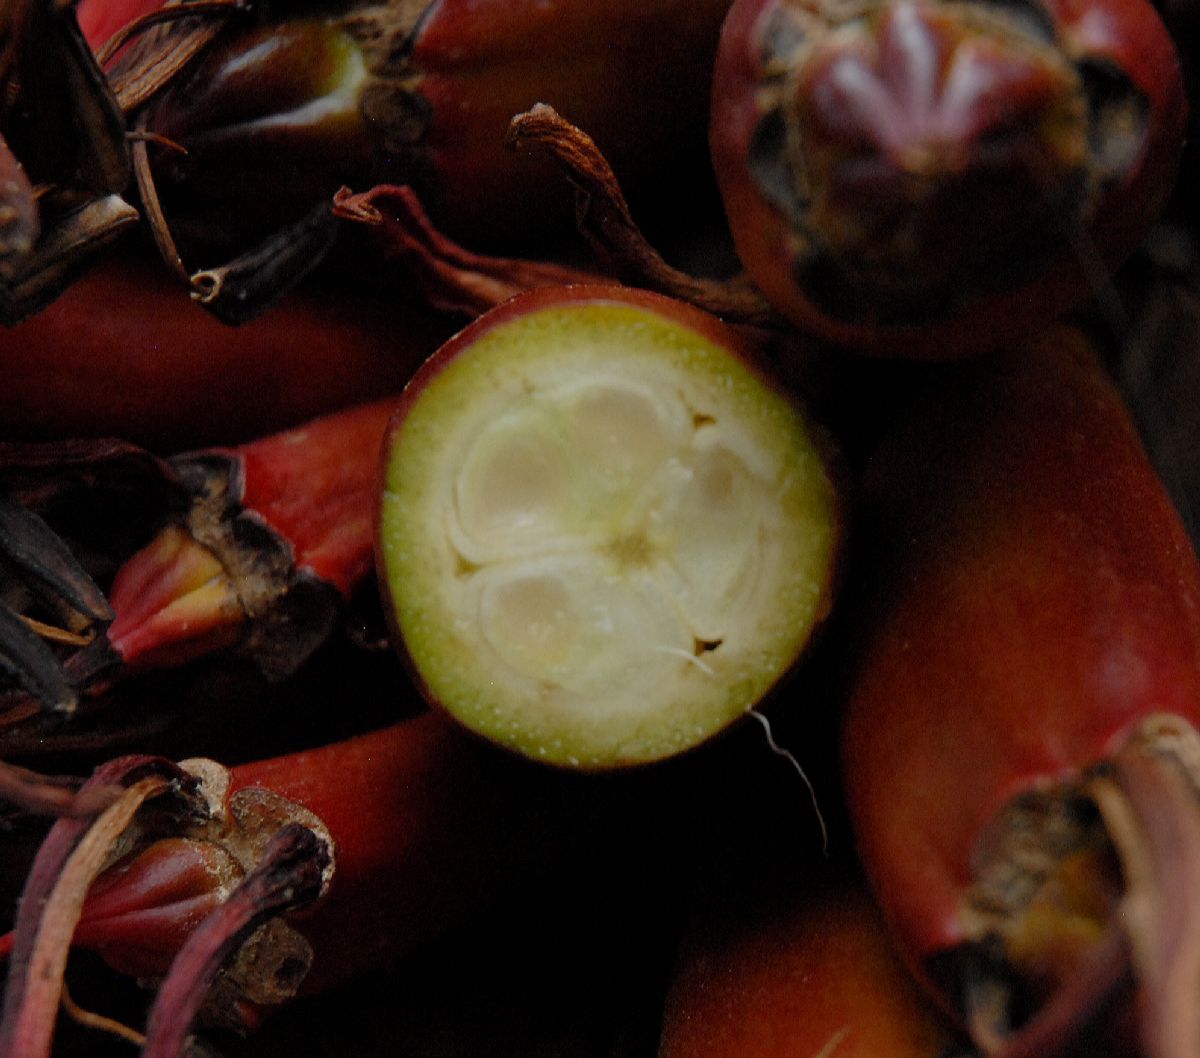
[0,255,444,450]
[842,328,1200,964]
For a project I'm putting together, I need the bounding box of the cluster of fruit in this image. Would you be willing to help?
[0,2,1197,1056]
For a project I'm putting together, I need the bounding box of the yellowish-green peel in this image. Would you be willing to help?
[379,301,836,768]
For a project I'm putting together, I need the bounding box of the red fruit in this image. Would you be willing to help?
[76,0,164,53]
[710,0,1187,356]
[0,713,562,1035]
[125,0,733,253]
[107,395,402,680]
[0,252,446,449]
[842,327,1200,1055]
[377,285,840,769]
[659,877,968,1058]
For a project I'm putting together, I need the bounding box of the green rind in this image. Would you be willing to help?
[379,299,837,768]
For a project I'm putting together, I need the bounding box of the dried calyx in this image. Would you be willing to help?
[709,0,1185,352]
[0,754,334,1057]
[106,451,342,682]
[128,15,375,254]
[0,439,185,718]
[104,0,736,313]
[938,715,1200,1058]
[741,0,1146,321]
[0,0,137,322]
[0,495,113,713]
[105,396,398,684]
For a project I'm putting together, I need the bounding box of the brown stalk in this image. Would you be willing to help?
[0,760,117,818]
[132,115,188,282]
[190,200,339,324]
[505,105,781,328]
[333,183,604,316]
[0,757,196,1058]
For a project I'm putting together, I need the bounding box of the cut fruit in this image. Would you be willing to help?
[377,286,839,769]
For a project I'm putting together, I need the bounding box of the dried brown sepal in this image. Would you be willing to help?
[0,495,112,627]
[0,759,118,819]
[0,0,138,319]
[0,604,77,712]
[0,0,249,314]
[46,4,130,196]
[159,454,341,682]
[0,193,138,324]
[95,0,245,71]
[938,713,1200,1058]
[0,755,199,1058]
[107,3,238,115]
[0,752,332,1053]
[0,136,38,268]
[333,183,604,317]
[0,490,107,707]
[0,437,182,512]
[1090,717,1200,1058]
[124,34,345,317]
[0,440,180,709]
[950,795,1130,1056]
[140,823,330,1058]
[1,0,128,193]
[506,105,780,329]
[966,927,1132,1058]
[0,777,170,1058]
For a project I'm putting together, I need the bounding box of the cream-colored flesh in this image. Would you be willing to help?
[379,302,836,768]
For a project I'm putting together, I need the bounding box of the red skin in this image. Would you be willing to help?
[235,396,399,596]
[10,713,558,998]
[405,0,733,241]
[231,712,547,994]
[710,0,1186,357]
[106,395,405,673]
[120,0,733,249]
[76,0,161,52]
[841,329,1200,1021]
[659,879,965,1058]
[0,254,447,450]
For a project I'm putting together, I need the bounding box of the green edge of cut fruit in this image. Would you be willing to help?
[378,287,838,769]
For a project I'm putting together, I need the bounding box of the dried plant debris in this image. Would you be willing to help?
[0,0,137,322]
[0,497,111,713]
[0,440,184,714]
